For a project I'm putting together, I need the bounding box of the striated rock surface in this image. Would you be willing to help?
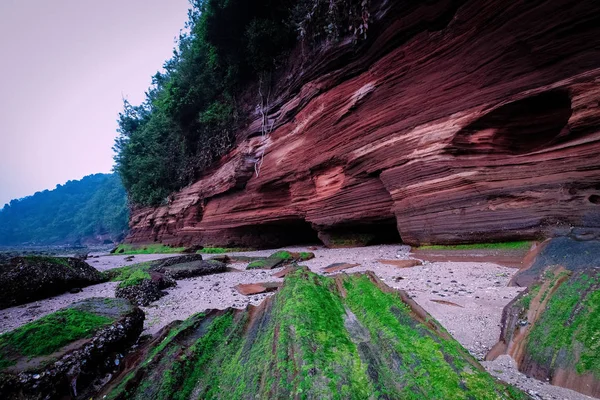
[101,269,527,399]
[126,0,600,247]
[488,238,600,398]
[0,256,105,309]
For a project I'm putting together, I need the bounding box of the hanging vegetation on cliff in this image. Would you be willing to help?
[113,0,372,206]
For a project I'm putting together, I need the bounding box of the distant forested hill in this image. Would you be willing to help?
[0,174,129,245]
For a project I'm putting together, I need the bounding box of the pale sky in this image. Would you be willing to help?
[0,0,190,206]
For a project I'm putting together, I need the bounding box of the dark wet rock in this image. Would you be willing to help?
[0,256,105,310]
[115,272,176,306]
[511,237,600,287]
[182,245,203,253]
[156,254,203,268]
[101,269,525,399]
[0,297,144,400]
[152,259,226,279]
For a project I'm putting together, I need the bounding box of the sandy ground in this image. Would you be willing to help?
[0,245,594,399]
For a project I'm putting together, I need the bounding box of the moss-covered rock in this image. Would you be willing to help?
[0,297,144,400]
[491,237,600,398]
[246,251,315,270]
[103,269,525,400]
[0,256,106,309]
[152,257,226,279]
[115,272,176,306]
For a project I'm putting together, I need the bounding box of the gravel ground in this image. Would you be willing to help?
[0,245,594,399]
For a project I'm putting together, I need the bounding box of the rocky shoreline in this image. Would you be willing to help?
[0,245,596,399]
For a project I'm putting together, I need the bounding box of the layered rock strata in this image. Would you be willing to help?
[127,0,600,247]
[101,269,526,399]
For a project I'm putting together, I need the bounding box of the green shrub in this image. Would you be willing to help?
[113,0,372,206]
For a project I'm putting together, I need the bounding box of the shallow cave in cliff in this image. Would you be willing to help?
[451,90,572,155]
[318,219,402,247]
[225,219,322,249]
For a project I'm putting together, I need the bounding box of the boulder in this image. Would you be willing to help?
[155,254,204,268]
[0,256,105,310]
[152,259,226,279]
[115,272,176,306]
[0,297,144,400]
[246,251,315,270]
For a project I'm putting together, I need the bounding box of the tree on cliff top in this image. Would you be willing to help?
[114,0,372,206]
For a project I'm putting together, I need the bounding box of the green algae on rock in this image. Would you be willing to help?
[490,238,600,398]
[103,269,526,400]
[246,251,315,270]
[0,298,144,400]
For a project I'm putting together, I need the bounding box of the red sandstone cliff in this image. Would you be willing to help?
[127,0,600,248]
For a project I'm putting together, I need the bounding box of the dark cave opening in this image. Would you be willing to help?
[450,90,572,155]
[226,219,322,249]
[318,219,402,247]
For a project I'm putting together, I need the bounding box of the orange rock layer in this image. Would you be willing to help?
[127,0,600,247]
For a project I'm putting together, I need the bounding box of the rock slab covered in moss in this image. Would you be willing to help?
[491,237,600,398]
[0,256,105,309]
[103,269,526,400]
[152,258,226,279]
[0,297,144,400]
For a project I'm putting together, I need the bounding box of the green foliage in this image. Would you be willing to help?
[118,269,152,289]
[419,241,531,251]
[0,309,112,370]
[113,0,299,206]
[0,174,128,245]
[526,272,600,377]
[113,0,373,206]
[113,243,186,255]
